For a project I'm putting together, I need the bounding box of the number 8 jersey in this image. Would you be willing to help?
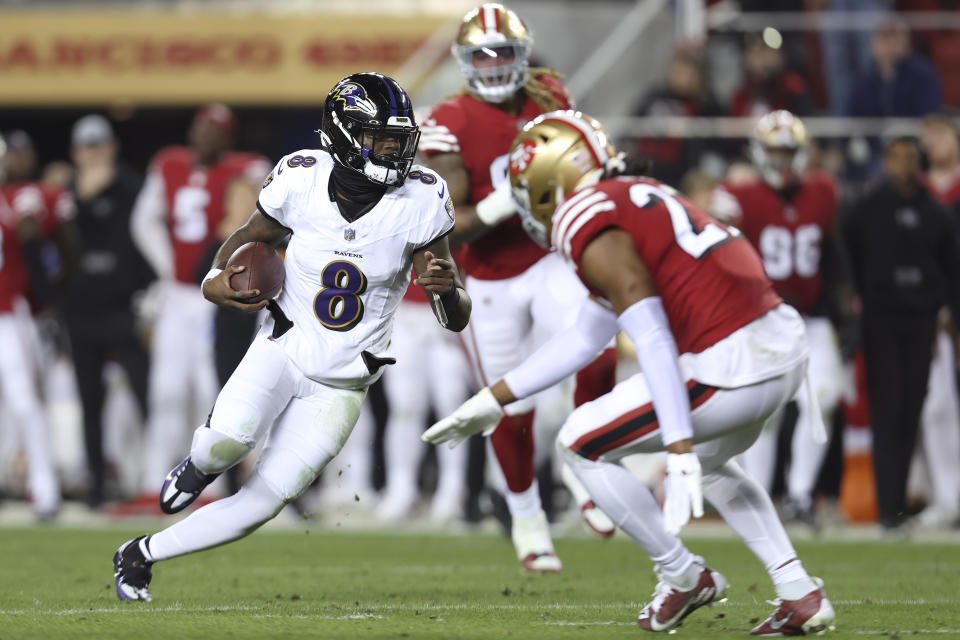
[555,176,781,356]
[257,151,455,389]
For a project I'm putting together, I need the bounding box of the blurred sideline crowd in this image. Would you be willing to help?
[2,5,960,536]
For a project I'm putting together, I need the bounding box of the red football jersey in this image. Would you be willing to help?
[555,177,781,355]
[721,172,836,314]
[147,147,270,284]
[421,77,571,280]
[925,171,960,206]
[0,184,45,312]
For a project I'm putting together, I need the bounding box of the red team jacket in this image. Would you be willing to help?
[721,172,837,314]
[147,147,269,285]
[420,76,571,281]
[0,182,73,312]
[555,177,782,355]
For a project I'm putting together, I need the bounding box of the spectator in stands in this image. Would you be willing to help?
[848,17,942,118]
[843,135,960,531]
[819,0,889,116]
[730,34,813,118]
[632,53,726,185]
[65,115,154,508]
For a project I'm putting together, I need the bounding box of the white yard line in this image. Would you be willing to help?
[1,597,957,617]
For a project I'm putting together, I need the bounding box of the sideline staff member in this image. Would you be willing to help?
[844,135,960,530]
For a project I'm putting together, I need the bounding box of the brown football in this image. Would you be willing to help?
[225,241,284,303]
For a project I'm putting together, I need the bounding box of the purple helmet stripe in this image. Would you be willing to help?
[380,75,399,117]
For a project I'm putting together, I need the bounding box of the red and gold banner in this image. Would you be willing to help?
[0,10,452,105]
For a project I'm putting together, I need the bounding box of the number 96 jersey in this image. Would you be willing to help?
[555,176,782,357]
[256,151,455,389]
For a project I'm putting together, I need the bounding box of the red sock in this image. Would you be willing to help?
[574,347,617,408]
[490,410,536,492]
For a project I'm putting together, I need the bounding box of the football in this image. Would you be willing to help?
[225,241,284,303]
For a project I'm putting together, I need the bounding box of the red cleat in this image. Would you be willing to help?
[580,500,616,538]
[637,562,728,632]
[751,581,835,636]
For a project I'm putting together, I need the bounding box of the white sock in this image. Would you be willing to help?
[771,560,817,600]
[561,446,679,560]
[651,542,700,590]
[146,471,284,562]
[787,408,830,509]
[702,460,798,573]
[505,480,542,520]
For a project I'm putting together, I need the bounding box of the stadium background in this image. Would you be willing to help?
[1,0,959,572]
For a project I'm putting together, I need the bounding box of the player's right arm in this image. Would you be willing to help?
[201,211,289,312]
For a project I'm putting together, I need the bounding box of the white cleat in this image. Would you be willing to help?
[512,510,562,574]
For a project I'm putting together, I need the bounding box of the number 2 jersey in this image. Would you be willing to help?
[554,176,786,373]
[257,152,455,389]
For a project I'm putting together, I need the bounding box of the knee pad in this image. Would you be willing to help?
[190,424,252,475]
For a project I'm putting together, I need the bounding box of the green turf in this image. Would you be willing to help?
[0,526,958,639]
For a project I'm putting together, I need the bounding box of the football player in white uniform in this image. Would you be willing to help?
[112,73,471,601]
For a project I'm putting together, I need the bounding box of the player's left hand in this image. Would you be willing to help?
[414,251,456,296]
[422,387,505,448]
[663,452,704,535]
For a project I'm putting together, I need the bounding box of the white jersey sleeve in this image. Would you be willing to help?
[257,151,322,228]
[407,166,456,251]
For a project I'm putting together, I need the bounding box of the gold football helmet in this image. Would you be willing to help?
[508,110,616,248]
[749,109,810,189]
[452,3,533,103]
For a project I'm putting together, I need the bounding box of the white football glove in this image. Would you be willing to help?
[662,452,704,535]
[475,179,517,226]
[422,387,505,449]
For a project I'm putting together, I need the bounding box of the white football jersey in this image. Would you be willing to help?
[257,151,455,389]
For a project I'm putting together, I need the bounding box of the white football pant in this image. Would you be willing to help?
[141,281,218,491]
[740,316,843,508]
[464,252,594,517]
[146,335,365,561]
[381,300,472,517]
[559,354,808,583]
[916,329,960,514]
[0,299,60,515]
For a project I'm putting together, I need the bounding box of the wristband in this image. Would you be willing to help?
[202,268,223,285]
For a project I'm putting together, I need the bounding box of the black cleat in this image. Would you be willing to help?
[114,536,153,601]
[160,456,219,515]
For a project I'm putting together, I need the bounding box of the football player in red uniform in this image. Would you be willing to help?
[915,115,960,527]
[128,105,270,510]
[0,133,63,519]
[424,112,836,635]
[421,2,616,571]
[712,111,855,528]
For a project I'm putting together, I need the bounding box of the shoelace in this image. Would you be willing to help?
[647,574,676,612]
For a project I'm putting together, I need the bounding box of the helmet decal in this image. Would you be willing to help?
[332,83,378,118]
[509,139,537,176]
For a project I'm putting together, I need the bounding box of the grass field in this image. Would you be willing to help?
[0,526,958,639]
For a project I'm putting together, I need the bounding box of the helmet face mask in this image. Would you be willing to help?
[750,110,810,190]
[507,111,616,250]
[322,73,420,187]
[452,4,533,103]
